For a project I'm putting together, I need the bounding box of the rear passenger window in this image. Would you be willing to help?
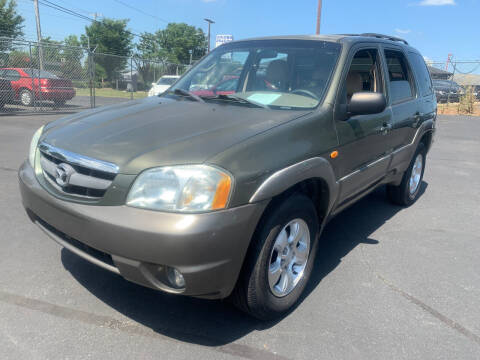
[4,70,20,81]
[408,52,433,96]
[384,50,415,104]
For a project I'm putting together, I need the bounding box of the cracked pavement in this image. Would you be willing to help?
[0,112,479,359]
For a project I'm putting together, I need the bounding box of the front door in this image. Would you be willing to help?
[334,46,393,204]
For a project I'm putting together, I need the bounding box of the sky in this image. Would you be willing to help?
[13,0,480,70]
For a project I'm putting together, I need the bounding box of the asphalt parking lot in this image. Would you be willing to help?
[2,95,131,114]
[0,112,479,359]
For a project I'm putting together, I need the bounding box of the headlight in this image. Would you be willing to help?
[29,125,44,167]
[437,90,445,95]
[126,165,232,212]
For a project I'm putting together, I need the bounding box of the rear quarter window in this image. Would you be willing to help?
[408,52,433,96]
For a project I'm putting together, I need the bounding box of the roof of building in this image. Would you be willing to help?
[427,66,453,76]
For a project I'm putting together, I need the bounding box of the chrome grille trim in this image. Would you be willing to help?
[38,142,118,199]
[38,142,119,174]
[40,155,112,190]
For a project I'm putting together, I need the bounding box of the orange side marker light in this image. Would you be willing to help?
[330,150,339,159]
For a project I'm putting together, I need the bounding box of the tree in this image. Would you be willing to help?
[134,23,206,85]
[0,0,24,51]
[81,18,133,82]
[7,49,30,67]
[137,23,207,65]
[61,35,85,80]
[33,36,61,65]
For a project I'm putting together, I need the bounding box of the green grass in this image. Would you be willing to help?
[75,87,148,99]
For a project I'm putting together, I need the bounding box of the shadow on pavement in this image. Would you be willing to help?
[61,182,428,346]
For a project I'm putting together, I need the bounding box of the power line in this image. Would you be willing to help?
[112,0,169,23]
[37,0,97,22]
[30,0,145,40]
[55,0,92,16]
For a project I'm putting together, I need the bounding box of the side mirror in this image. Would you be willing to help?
[347,92,386,116]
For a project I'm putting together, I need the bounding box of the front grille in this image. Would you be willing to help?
[38,142,118,199]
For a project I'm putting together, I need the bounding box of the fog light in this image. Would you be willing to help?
[166,267,185,288]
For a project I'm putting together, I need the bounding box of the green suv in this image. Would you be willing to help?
[19,33,436,320]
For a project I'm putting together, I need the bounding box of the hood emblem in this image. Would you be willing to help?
[55,163,75,187]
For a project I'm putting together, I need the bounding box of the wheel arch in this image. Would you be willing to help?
[249,157,339,226]
[419,130,434,153]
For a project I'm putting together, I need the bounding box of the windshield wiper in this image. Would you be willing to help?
[202,94,268,108]
[166,88,205,103]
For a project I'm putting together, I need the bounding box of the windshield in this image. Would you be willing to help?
[157,77,178,85]
[23,69,58,79]
[169,40,341,110]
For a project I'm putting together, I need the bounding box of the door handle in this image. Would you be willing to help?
[414,112,424,126]
[380,123,392,135]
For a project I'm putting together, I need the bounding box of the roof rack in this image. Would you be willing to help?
[342,33,409,45]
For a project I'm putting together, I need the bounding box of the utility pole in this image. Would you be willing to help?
[33,0,44,70]
[316,0,322,35]
[204,18,215,52]
[445,53,453,71]
[90,12,102,21]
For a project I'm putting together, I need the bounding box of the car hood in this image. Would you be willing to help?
[152,84,170,92]
[41,96,310,174]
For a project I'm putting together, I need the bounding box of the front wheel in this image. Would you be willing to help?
[387,142,426,206]
[231,194,319,320]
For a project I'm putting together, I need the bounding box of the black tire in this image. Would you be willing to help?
[387,142,426,206]
[231,193,319,320]
[0,102,4,110]
[19,89,33,106]
[54,100,66,107]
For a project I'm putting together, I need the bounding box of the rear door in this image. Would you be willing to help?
[381,47,427,173]
[407,50,436,127]
[334,45,393,204]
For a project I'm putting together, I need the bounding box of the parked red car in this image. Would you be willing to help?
[0,68,75,106]
[191,76,239,97]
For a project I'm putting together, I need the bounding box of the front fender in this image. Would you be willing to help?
[249,157,339,214]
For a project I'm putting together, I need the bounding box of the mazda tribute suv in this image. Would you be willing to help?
[19,33,436,320]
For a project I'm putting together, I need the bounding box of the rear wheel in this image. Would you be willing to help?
[54,100,66,107]
[19,89,33,106]
[387,142,426,206]
[231,194,319,320]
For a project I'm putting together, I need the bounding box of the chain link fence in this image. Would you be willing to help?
[0,38,189,114]
[428,61,480,115]
[2,38,479,115]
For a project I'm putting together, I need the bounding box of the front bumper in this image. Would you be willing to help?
[19,161,267,299]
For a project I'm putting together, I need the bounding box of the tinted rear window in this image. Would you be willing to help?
[23,69,58,79]
[408,52,433,96]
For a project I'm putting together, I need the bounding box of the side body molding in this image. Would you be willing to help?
[249,157,339,214]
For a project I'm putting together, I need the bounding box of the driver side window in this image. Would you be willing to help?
[343,49,384,104]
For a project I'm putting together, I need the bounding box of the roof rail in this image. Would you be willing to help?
[342,33,409,45]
